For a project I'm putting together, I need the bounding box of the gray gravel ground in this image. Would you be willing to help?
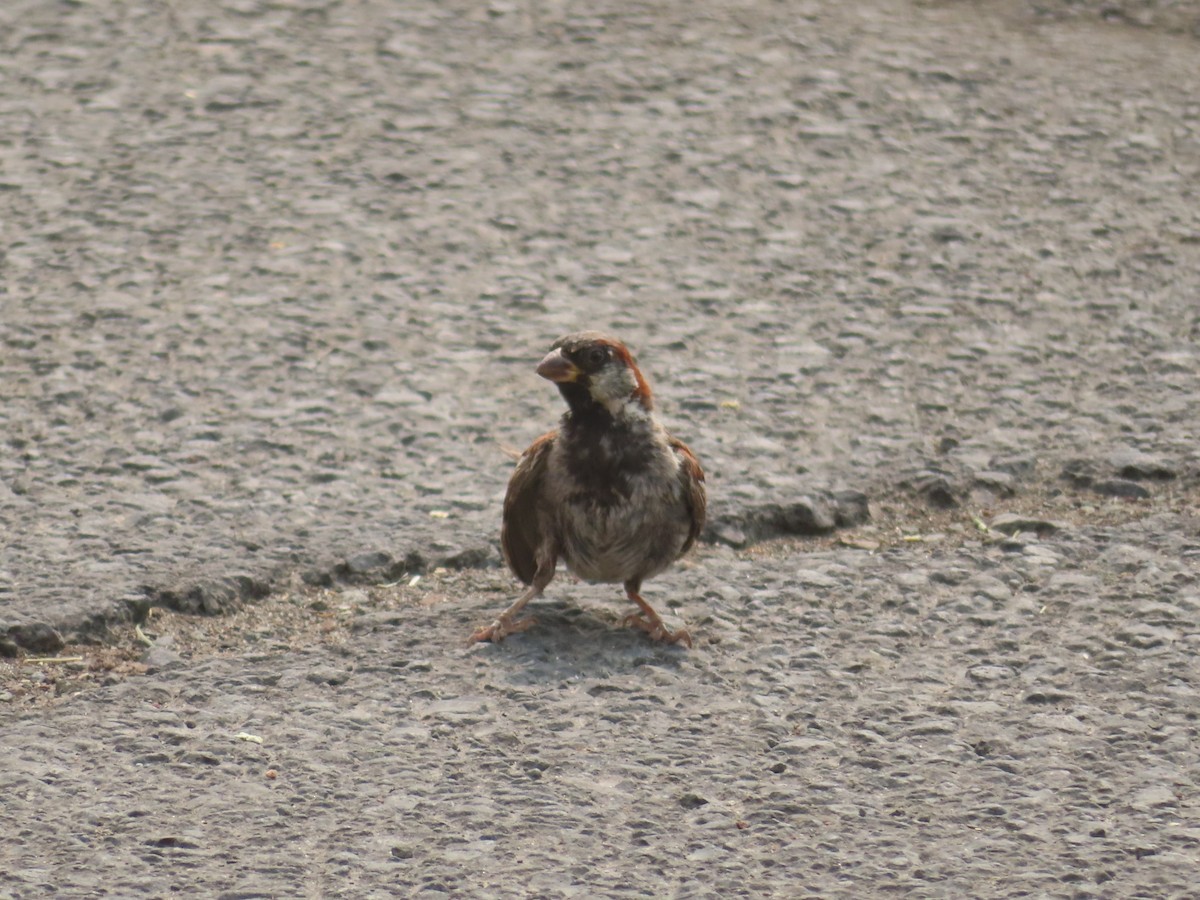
[2,0,1199,895]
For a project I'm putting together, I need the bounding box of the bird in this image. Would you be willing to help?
[471,331,706,647]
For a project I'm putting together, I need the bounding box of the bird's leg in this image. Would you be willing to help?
[620,580,692,648]
[468,584,540,643]
[469,558,556,644]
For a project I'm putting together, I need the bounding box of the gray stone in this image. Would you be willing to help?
[6,624,65,654]
[907,470,960,509]
[988,513,1064,537]
[972,470,1016,496]
[1109,450,1177,481]
[1092,479,1151,500]
[1060,458,1099,488]
[967,665,1017,683]
[833,490,871,527]
[142,644,185,673]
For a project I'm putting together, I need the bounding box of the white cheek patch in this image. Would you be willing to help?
[589,366,642,415]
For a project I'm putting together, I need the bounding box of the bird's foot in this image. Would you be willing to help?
[468,614,537,644]
[620,611,692,648]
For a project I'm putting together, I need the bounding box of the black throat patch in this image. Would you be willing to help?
[559,409,657,505]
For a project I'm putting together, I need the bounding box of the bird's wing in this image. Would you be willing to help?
[670,436,707,554]
[501,430,557,585]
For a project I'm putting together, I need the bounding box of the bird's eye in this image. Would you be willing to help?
[586,347,608,367]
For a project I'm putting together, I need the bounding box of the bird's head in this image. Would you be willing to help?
[536,332,653,420]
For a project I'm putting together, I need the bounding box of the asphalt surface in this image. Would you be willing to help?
[2,0,1199,896]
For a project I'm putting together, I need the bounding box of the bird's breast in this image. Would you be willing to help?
[554,472,690,584]
[545,418,693,583]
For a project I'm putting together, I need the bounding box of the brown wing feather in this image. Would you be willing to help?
[669,436,707,554]
[500,430,557,585]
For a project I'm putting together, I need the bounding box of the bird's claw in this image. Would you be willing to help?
[620,612,693,648]
[469,615,537,644]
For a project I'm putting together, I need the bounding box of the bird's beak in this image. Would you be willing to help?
[536,348,581,383]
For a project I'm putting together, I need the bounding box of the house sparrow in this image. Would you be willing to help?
[471,332,706,647]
